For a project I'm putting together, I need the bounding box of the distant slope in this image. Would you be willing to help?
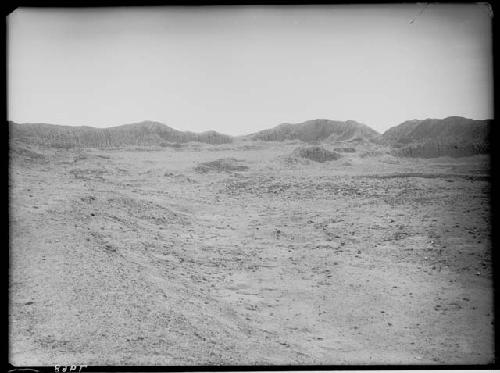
[383,116,491,158]
[9,120,234,148]
[251,119,381,143]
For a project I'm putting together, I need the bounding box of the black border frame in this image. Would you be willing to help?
[3,1,498,371]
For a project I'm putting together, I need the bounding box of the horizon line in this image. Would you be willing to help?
[8,115,492,137]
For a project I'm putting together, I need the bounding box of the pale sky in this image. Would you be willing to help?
[8,4,493,135]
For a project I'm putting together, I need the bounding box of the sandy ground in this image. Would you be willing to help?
[9,142,493,365]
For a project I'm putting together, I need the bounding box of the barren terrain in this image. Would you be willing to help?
[9,140,493,365]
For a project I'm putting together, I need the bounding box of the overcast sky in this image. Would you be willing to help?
[8,4,493,135]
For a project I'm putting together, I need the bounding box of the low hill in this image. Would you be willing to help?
[251,119,380,143]
[291,146,342,163]
[383,116,491,158]
[9,120,234,148]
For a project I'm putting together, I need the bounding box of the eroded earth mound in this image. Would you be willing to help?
[383,116,490,158]
[9,120,234,148]
[251,119,381,143]
[291,146,342,163]
[194,158,249,173]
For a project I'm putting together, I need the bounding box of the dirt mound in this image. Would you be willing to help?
[10,146,45,159]
[159,142,183,149]
[333,147,356,153]
[383,117,490,145]
[252,119,380,143]
[194,158,249,173]
[360,150,386,158]
[103,195,190,225]
[291,146,342,163]
[69,168,109,181]
[382,117,490,158]
[9,120,233,149]
[72,152,111,163]
[392,142,489,158]
[10,145,47,164]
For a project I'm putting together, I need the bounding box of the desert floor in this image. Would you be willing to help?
[9,142,493,365]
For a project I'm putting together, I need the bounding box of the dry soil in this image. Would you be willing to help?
[9,141,493,365]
